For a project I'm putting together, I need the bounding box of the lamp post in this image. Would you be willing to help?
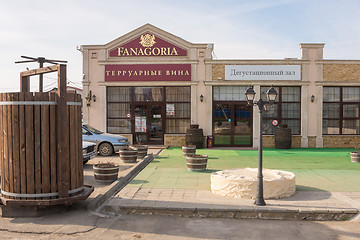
[245,86,278,206]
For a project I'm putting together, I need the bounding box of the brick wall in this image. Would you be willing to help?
[323,64,360,81]
[263,136,301,148]
[212,64,225,80]
[323,136,360,148]
[164,134,186,147]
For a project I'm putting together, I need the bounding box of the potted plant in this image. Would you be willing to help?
[350,144,360,163]
[93,162,120,183]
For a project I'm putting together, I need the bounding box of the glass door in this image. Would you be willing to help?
[213,103,252,147]
[134,104,164,145]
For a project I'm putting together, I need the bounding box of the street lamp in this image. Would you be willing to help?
[245,86,278,206]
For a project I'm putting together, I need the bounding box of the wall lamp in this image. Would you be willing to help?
[200,95,204,102]
[311,95,315,102]
[85,90,96,106]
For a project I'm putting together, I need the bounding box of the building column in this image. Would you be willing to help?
[316,85,324,147]
[301,85,309,147]
[252,85,261,149]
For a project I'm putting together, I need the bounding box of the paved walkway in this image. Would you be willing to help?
[101,149,360,221]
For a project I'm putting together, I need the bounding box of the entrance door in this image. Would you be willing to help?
[213,103,252,147]
[134,104,164,145]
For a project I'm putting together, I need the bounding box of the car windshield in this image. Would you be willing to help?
[84,124,104,134]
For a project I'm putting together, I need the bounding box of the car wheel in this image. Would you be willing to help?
[98,142,114,156]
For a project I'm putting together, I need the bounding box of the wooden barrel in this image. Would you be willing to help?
[129,145,148,159]
[93,163,119,183]
[119,149,138,163]
[350,152,360,163]
[190,124,199,129]
[275,124,292,149]
[186,154,208,172]
[186,128,204,149]
[0,92,90,204]
[182,145,196,157]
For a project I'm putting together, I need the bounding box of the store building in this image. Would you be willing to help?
[78,24,360,148]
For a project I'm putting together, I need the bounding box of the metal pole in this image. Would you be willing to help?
[255,100,266,206]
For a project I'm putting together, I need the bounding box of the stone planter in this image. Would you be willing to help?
[182,145,196,157]
[129,145,148,159]
[119,148,138,163]
[185,154,208,172]
[93,163,120,183]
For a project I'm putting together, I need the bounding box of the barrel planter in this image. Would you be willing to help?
[185,125,204,149]
[129,145,148,159]
[275,124,292,149]
[119,148,138,163]
[93,163,120,183]
[350,152,360,163]
[182,145,196,157]
[185,154,208,172]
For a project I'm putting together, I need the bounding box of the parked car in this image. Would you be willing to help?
[82,141,97,164]
[82,124,129,156]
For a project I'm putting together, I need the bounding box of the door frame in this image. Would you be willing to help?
[212,101,253,147]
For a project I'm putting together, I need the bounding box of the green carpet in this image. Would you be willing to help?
[128,148,360,192]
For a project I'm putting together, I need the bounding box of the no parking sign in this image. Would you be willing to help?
[272,120,278,126]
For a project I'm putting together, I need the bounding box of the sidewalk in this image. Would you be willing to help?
[101,148,360,221]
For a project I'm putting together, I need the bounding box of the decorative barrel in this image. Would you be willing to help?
[186,154,208,172]
[185,126,204,149]
[129,145,148,159]
[93,163,120,183]
[182,145,196,157]
[0,92,92,205]
[350,152,360,163]
[119,148,138,163]
[190,124,199,129]
[275,124,292,149]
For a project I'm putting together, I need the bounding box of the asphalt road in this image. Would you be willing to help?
[0,204,359,240]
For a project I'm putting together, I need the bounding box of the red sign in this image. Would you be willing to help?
[105,64,191,82]
[272,120,278,126]
[108,33,187,57]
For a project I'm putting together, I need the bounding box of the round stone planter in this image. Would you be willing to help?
[211,168,296,199]
[182,145,196,157]
[185,154,208,172]
[119,148,138,163]
[93,163,120,183]
[350,152,360,162]
[130,145,148,159]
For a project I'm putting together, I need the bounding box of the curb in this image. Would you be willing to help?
[103,205,358,221]
[87,153,155,211]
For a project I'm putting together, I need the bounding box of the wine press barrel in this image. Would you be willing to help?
[185,125,204,149]
[275,124,292,149]
[129,145,148,159]
[182,145,196,157]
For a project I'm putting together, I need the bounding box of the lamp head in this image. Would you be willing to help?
[266,86,278,103]
[245,86,256,105]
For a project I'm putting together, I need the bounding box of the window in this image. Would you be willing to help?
[261,86,301,135]
[107,87,131,133]
[323,87,360,135]
[165,87,191,133]
[213,86,247,101]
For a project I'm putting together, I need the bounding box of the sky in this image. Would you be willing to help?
[1,0,359,92]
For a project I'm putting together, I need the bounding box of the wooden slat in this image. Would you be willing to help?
[20,76,30,92]
[34,93,42,195]
[19,92,27,194]
[76,94,83,188]
[49,92,57,197]
[7,93,14,199]
[25,92,35,196]
[68,93,77,191]
[57,64,69,198]
[12,93,21,198]
[41,93,50,198]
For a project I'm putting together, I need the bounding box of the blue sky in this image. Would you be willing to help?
[1,0,359,92]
